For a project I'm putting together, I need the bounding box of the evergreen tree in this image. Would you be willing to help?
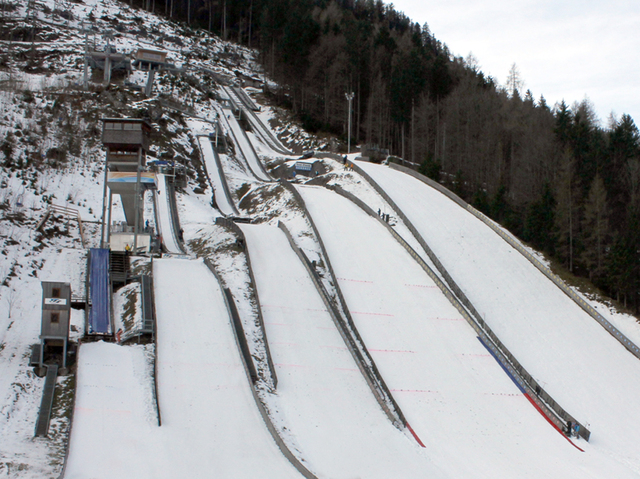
[471,187,489,215]
[555,149,578,271]
[581,174,609,281]
[491,184,510,224]
[524,182,556,255]
[418,154,441,181]
[606,232,634,306]
[606,114,640,230]
[554,100,572,145]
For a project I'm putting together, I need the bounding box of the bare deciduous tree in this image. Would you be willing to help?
[5,287,18,319]
[505,63,524,98]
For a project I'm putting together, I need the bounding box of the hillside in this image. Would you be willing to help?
[168,0,640,313]
[0,0,309,475]
[1,0,640,478]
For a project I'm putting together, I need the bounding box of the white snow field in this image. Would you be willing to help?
[240,224,447,478]
[152,258,301,478]
[154,173,183,254]
[356,161,640,475]
[65,259,303,478]
[64,342,158,479]
[221,109,271,182]
[197,136,238,216]
[297,184,636,479]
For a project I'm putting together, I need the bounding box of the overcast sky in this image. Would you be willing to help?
[389,0,640,128]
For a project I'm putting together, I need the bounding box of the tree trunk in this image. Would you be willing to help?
[223,0,227,40]
[248,0,253,48]
[435,96,440,162]
[411,100,415,164]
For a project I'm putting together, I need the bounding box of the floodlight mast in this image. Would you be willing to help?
[345,91,354,154]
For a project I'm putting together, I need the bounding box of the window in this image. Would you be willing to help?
[52,288,60,298]
[51,312,60,324]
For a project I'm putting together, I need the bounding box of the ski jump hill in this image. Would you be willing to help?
[61,89,640,478]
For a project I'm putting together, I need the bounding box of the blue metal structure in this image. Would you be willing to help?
[89,248,111,335]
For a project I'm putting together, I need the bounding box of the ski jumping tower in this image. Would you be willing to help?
[100,118,155,252]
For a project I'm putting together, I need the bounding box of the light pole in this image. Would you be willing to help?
[345,91,354,154]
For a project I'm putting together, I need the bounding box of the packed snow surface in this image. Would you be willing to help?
[197,136,238,216]
[220,109,271,182]
[241,223,447,478]
[154,174,182,254]
[64,342,157,479]
[356,161,640,475]
[297,184,638,478]
[64,259,303,478]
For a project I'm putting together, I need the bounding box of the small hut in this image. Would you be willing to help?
[39,282,72,369]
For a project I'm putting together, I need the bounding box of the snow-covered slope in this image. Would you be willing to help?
[154,174,183,254]
[241,223,447,478]
[195,136,239,216]
[64,342,157,479]
[152,258,302,478]
[297,184,639,478]
[220,109,272,182]
[356,160,640,475]
[65,259,305,478]
[3,0,640,476]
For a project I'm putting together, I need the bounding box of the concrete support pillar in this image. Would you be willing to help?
[145,69,156,96]
[62,340,68,369]
[104,54,111,85]
[106,190,113,246]
[133,147,143,251]
[100,156,110,248]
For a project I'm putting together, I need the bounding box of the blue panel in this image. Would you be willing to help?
[477,336,527,394]
[89,248,111,334]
